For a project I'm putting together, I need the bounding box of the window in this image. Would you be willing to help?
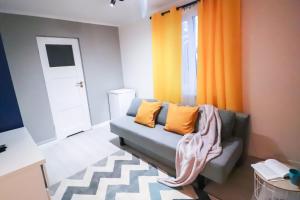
[181,6,198,105]
[46,44,75,67]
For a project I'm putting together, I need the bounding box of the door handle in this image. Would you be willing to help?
[76,81,84,88]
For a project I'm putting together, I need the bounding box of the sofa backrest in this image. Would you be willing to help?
[127,98,157,117]
[126,98,250,142]
[156,103,168,125]
[127,98,169,125]
[232,112,250,143]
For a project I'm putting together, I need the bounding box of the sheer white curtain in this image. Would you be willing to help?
[181,6,198,106]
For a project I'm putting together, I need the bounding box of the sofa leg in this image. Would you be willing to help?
[193,176,210,200]
[196,176,206,190]
[119,137,125,146]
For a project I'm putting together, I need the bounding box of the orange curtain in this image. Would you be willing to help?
[152,7,182,103]
[197,0,242,112]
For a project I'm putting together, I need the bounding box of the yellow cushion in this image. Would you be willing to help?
[164,103,199,135]
[135,100,162,128]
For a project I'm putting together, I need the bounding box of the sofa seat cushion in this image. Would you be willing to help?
[110,116,181,166]
[110,116,243,184]
[202,137,243,183]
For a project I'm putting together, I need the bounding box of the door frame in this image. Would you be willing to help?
[36,36,92,140]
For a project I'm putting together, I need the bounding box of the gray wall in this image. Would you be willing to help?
[0,13,124,143]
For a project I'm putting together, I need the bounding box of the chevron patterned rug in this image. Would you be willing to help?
[49,150,199,200]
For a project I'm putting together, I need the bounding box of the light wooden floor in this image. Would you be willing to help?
[204,157,260,200]
[39,124,120,185]
[40,123,255,199]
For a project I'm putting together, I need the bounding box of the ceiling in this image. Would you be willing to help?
[0,0,193,26]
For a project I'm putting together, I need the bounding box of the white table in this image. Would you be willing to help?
[254,168,300,200]
[0,127,50,200]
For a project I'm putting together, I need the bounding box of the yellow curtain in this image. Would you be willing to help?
[152,7,182,103]
[197,0,243,112]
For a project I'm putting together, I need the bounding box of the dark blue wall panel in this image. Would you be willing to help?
[0,34,23,132]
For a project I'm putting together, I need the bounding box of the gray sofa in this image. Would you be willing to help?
[110,98,249,184]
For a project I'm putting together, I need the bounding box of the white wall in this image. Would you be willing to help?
[118,19,154,99]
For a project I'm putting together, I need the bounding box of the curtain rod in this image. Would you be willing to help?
[176,0,200,10]
[149,0,200,20]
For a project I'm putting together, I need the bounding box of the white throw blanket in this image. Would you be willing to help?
[159,105,222,187]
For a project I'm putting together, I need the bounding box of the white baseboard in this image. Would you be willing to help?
[38,137,58,150]
[38,121,110,149]
[288,159,300,167]
[92,120,110,129]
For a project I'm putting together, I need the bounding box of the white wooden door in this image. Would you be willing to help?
[37,37,91,139]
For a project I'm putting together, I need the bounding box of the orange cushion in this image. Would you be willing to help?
[164,103,199,135]
[135,100,162,128]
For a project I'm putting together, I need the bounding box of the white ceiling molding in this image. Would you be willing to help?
[0,8,118,27]
[0,0,141,26]
[0,0,197,26]
[148,0,194,16]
